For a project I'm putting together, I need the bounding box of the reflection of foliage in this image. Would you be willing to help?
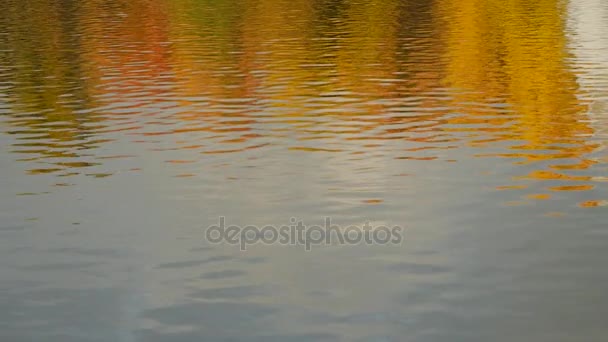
[0,0,175,174]
[0,0,597,179]
[440,0,592,151]
[0,0,101,165]
[0,0,92,114]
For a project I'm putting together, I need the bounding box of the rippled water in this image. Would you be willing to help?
[1,0,608,341]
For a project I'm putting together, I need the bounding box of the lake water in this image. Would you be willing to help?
[1,0,608,341]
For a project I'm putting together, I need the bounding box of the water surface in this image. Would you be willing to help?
[1,0,608,341]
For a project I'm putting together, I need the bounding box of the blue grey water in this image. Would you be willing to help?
[1,0,608,341]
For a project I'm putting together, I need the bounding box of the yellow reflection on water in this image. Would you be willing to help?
[437,0,600,197]
[0,0,605,205]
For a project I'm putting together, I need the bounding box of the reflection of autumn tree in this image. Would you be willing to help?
[167,0,246,100]
[0,0,92,107]
[0,0,100,171]
[241,0,404,132]
[239,0,404,143]
[0,0,172,174]
[81,0,172,99]
[165,0,417,150]
[334,0,400,96]
[240,0,318,97]
[163,0,446,147]
[162,0,264,149]
[438,0,596,170]
[2,0,599,182]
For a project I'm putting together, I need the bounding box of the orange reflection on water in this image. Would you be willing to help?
[0,0,606,207]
